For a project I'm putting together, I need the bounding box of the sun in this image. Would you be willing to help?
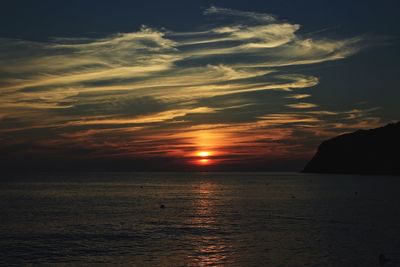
[197,151,211,157]
[193,151,213,166]
[198,158,210,165]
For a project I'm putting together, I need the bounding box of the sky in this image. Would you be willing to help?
[0,0,399,171]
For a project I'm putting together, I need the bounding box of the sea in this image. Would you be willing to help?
[1,172,400,266]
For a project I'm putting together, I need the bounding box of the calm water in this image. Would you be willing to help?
[1,172,400,266]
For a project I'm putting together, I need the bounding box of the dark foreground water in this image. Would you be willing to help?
[1,172,400,266]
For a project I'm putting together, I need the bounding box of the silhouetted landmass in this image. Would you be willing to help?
[303,122,400,175]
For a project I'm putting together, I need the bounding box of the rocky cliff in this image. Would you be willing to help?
[303,122,400,175]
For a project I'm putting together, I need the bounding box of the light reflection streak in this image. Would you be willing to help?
[186,182,232,266]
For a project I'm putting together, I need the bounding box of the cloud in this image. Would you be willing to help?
[68,107,216,126]
[0,7,380,167]
[286,94,311,99]
[286,102,319,109]
[204,6,277,23]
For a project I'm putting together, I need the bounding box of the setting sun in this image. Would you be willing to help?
[198,158,210,165]
[193,151,214,166]
[197,151,211,157]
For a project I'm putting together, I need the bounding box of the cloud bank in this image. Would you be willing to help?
[0,7,381,169]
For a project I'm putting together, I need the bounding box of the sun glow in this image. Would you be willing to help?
[197,151,211,157]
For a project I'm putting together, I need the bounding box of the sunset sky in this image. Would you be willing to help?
[1,0,399,171]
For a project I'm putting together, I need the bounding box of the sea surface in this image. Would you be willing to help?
[1,172,400,266]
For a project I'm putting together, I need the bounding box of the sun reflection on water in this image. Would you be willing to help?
[186,182,232,266]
